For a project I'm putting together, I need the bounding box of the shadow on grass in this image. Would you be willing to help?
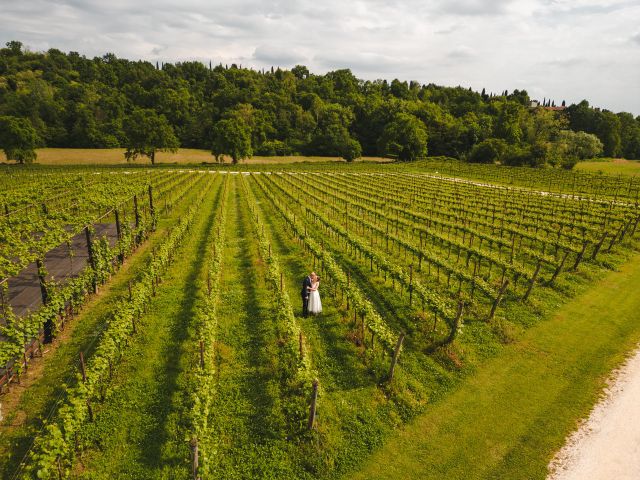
[234,182,285,440]
[138,182,223,470]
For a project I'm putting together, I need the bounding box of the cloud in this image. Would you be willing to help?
[252,44,307,66]
[435,24,464,35]
[0,0,638,114]
[430,0,516,16]
[314,51,407,73]
[447,45,476,59]
[538,57,588,68]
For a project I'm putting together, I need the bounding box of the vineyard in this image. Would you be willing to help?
[0,162,639,479]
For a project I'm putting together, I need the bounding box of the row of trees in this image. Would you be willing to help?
[1,41,639,165]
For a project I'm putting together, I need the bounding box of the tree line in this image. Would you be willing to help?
[1,40,639,167]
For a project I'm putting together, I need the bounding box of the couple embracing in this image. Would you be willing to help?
[301,272,322,317]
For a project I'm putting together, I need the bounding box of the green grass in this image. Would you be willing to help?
[350,250,640,480]
[576,158,640,176]
[0,176,208,479]
[202,175,304,478]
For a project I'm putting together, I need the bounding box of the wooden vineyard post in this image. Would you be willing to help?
[606,223,625,253]
[510,235,516,263]
[386,220,389,252]
[133,194,140,229]
[35,259,49,306]
[591,231,608,260]
[523,261,542,302]
[79,352,87,383]
[115,209,124,264]
[148,185,156,230]
[572,241,589,271]
[128,280,133,300]
[191,437,200,480]
[115,209,122,240]
[409,265,413,306]
[85,226,98,294]
[631,215,640,237]
[447,302,465,343]
[548,250,569,285]
[489,279,509,320]
[308,379,319,430]
[388,332,406,382]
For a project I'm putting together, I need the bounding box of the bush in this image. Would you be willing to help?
[468,138,508,164]
[256,140,293,156]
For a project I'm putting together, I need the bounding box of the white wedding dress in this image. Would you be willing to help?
[308,281,322,314]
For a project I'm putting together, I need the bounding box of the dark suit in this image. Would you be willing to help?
[301,275,312,317]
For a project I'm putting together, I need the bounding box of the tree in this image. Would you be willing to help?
[341,137,362,162]
[211,118,252,163]
[378,112,428,161]
[553,130,603,162]
[123,108,179,164]
[291,65,309,79]
[493,100,527,144]
[0,116,40,164]
[468,138,507,163]
[0,41,637,163]
[307,103,362,161]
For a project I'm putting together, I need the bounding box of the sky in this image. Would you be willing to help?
[1,0,639,115]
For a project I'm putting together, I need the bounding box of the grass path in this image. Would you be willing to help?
[0,175,209,479]
[350,250,640,480]
[67,178,222,478]
[205,177,301,478]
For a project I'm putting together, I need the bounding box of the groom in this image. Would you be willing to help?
[301,272,313,317]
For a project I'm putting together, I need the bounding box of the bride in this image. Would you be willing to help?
[308,273,322,315]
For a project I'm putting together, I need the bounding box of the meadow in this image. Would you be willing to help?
[575,158,640,176]
[0,148,389,165]
[1,158,639,479]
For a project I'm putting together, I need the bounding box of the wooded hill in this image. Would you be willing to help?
[1,40,639,165]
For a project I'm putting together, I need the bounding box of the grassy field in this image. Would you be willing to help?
[0,148,389,165]
[351,250,640,480]
[576,158,640,176]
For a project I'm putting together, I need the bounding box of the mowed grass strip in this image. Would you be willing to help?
[206,176,301,478]
[350,251,640,480]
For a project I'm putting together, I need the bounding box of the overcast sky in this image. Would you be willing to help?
[1,0,639,115]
